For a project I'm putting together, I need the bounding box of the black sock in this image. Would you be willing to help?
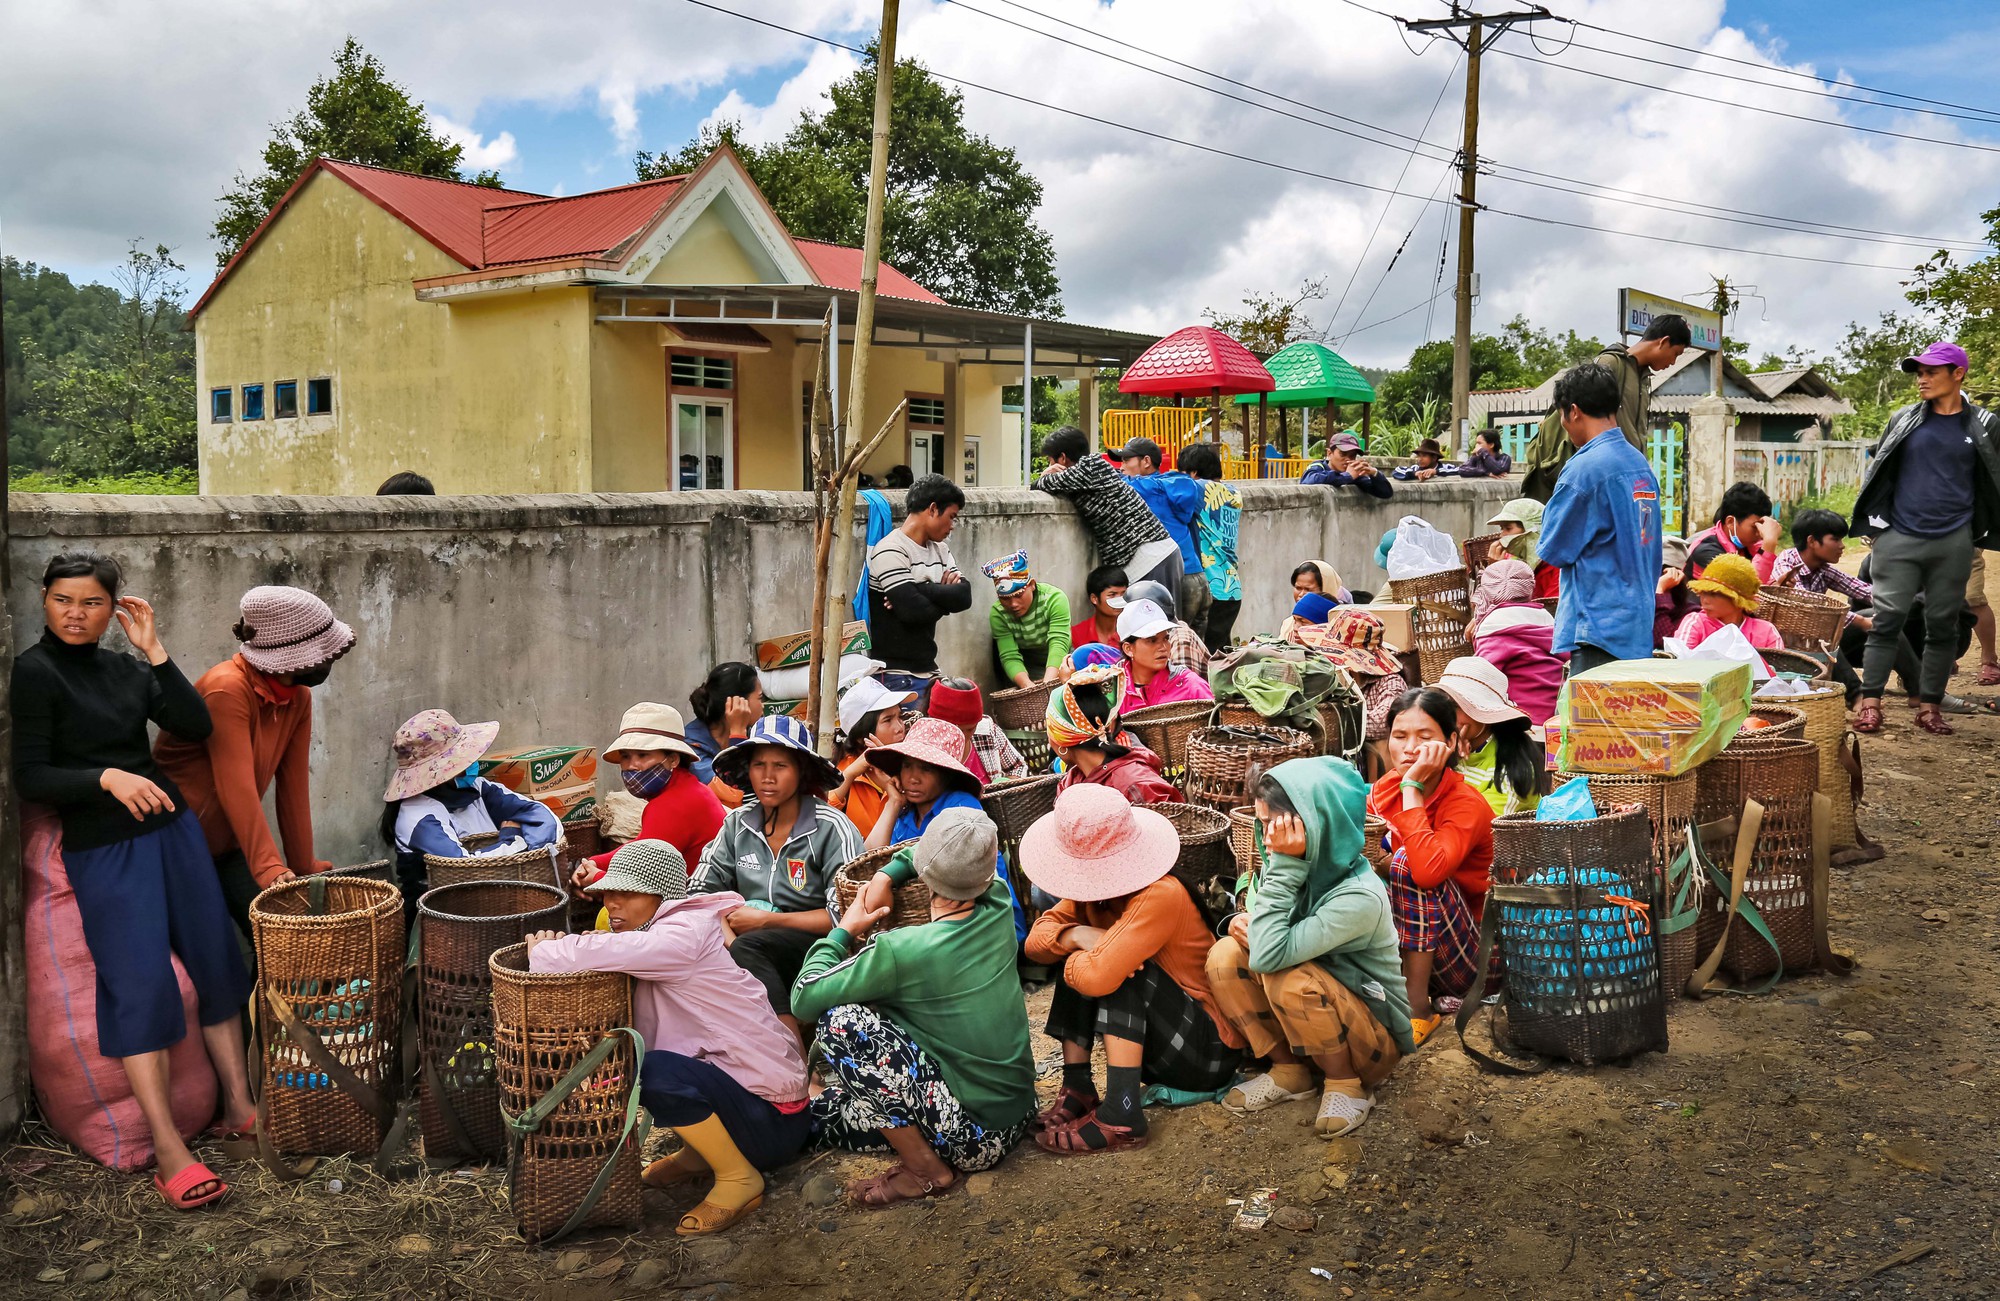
[1061,1061,1097,1099]
[1095,1063,1146,1132]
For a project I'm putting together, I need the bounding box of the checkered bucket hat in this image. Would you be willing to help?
[234,586,355,676]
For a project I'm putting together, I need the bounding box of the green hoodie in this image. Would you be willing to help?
[1246,757,1416,1055]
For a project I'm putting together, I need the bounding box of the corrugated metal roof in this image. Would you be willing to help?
[481,176,688,267]
[321,159,543,267]
[791,239,945,304]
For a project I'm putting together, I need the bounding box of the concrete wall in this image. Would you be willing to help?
[6,477,1508,867]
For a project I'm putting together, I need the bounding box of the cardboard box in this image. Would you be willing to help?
[756,621,870,673]
[1564,660,1752,729]
[486,745,598,796]
[1558,722,1731,777]
[1342,602,1414,652]
[538,784,599,826]
[762,698,812,722]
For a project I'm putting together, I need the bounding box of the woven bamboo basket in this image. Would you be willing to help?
[830,843,934,933]
[322,859,396,887]
[1228,806,1261,879]
[1213,700,1263,730]
[1155,803,1234,925]
[1758,585,1847,650]
[1694,740,1819,982]
[1766,684,1854,849]
[1387,567,1473,683]
[416,881,569,1162]
[1184,725,1317,812]
[1551,770,1700,1001]
[489,943,641,1242]
[1490,806,1668,1064]
[424,830,569,892]
[250,876,404,1157]
[1725,704,1809,748]
[1362,812,1394,877]
[1462,533,1505,584]
[1761,647,1832,680]
[1003,726,1056,776]
[1122,700,1217,784]
[989,679,1059,731]
[981,774,1060,847]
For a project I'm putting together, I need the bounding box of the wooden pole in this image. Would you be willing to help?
[1449,18,1483,450]
[804,303,837,745]
[812,0,899,759]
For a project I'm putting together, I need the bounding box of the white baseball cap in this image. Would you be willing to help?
[838,676,917,735]
[1115,599,1175,642]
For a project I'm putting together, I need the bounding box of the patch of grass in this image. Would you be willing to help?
[8,468,198,494]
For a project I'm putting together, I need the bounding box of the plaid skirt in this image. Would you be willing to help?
[1042,962,1242,1094]
[1384,849,1503,1000]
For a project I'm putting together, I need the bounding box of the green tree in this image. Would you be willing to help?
[1374,334,1532,420]
[213,37,501,264]
[1202,279,1328,355]
[3,257,126,466]
[1910,208,2000,400]
[1498,315,1605,384]
[637,50,1060,316]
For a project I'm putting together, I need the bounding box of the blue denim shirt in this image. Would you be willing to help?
[1539,429,1662,661]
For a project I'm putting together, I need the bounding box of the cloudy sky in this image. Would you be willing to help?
[3,0,1996,370]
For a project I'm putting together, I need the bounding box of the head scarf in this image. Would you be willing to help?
[1045,663,1129,750]
[1291,592,1338,625]
[981,548,1033,597]
[1471,555,1538,630]
[1300,560,1349,605]
[1068,643,1124,673]
[1492,498,1544,567]
[1263,756,1371,906]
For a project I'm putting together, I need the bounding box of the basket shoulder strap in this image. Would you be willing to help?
[1452,902,1545,1077]
[1688,801,1785,997]
[502,1026,650,1245]
[1809,792,1857,977]
[263,987,395,1127]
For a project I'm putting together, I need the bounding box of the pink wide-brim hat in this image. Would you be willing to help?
[384,708,501,801]
[866,717,983,794]
[236,585,356,676]
[1018,783,1180,903]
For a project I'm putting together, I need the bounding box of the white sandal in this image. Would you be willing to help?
[1222,1071,1317,1115]
[1314,1087,1373,1138]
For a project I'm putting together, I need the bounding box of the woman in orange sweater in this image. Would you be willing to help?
[1019,785,1244,1156]
[1365,688,1496,1046]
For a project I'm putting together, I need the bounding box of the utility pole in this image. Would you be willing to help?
[1404,4,1550,447]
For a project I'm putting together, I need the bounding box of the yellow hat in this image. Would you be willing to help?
[1688,553,1761,613]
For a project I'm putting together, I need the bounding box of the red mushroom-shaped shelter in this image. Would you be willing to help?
[1116,325,1275,398]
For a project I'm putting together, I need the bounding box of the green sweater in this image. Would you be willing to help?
[791,850,1036,1129]
[988,583,1072,680]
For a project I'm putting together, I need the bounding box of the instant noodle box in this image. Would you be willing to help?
[537,784,598,826]
[756,621,870,673]
[1557,659,1751,776]
[484,745,598,796]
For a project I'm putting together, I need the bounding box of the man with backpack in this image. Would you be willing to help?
[1518,315,1693,502]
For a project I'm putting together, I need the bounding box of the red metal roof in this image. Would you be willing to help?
[192,153,948,316]
[1117,325,1274,396]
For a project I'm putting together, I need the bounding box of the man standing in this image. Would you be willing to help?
[1301,430,1395,498]
[1850,342,2000,736]
[1539,363,1663,675]
[866,474,972,699]
[1520,315,1692,501]
[1117,436,1210,639]
[1034,426,1181,591]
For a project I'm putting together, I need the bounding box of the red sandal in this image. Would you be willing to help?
[1034,1087,1099,1132]
[847,1163,961,1210]
[154,1161,229,1210]
[1034,1110,1148,1157]
[1915,708,1955,736]
[1852,703,1884,734]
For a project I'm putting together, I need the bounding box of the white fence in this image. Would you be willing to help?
[1729,440,1871,506]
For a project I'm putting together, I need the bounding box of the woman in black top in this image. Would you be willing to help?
[11,553,255,1210]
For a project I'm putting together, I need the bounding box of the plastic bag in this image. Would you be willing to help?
[1665,621,1771,682]
[1385,516,1459,581]
[1536,776,1599,822]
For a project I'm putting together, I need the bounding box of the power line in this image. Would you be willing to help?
[953,0,1989,252]
[1337,157,1462,345]
[1346,280,1456,340]
[675,0,1926,272]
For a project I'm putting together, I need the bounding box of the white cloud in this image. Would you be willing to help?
[426,113,518,173]
[703,44,861,145]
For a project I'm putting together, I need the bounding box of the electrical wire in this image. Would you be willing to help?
[674,0,1930,272]
[1336,155,1461,345]
[1347,280,1457,340]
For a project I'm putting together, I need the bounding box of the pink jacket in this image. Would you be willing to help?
[1675,610,1783,651]
[1473,605,1567,727]
[529,892,808,1107]
[1122,665,1214,708]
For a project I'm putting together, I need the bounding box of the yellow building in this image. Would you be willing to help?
[189,145,1155,495]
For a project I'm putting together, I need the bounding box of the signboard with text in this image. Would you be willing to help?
[1619,289,1723,352]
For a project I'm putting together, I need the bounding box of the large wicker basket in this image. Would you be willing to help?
[424,830,569,892]
[1725,704,1809,748]
[1551,770,1700,1002]
[1761,647,1832,681]
[1122,700,1217,785]
[830,843,933,933]
[1155,803,1235,926]
[1004,726,1056,776]
[1490,806,1668,1064]
[1768,684,1854,849]
[1462,533,1505,585]
[1758,585,1847,650]
[322,859,396,887]
[415,881,569,1162]
[1387,567,1473,683]
[1184,725,1317,812]
[1694,740,1820,981]
[989,679,1059,731]
[1228,806,1261,880]
[981,774,1060,848]
[250,876,405,1157]
[490,943,642,1243]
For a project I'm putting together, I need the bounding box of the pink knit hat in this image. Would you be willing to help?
[234,586,355,675]
[1018,784,1179,903]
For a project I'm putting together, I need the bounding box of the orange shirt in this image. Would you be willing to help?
[1025,876,1245,1049]
[833,770,891,840]
[1367,767,1494,915]
[154,654,319,888]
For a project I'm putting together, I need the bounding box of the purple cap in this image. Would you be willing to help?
[1330,430,1364,452]
[1900,341,1968,373]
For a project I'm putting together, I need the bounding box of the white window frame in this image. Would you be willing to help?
[672,394,734,491]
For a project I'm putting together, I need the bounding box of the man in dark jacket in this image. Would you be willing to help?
[1299,430,1394,498]
[1519,316,1692,502]
[1850,341,2000,736]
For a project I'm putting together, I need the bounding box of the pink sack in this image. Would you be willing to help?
[22,806,218,1170]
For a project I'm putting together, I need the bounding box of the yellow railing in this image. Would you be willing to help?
[1101,407,1213,464]
[1221,455,1309,481]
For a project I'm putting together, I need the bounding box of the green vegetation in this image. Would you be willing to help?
[639,48,1059,316]
[8,468,198,494]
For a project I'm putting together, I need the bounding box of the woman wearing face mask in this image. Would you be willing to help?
[155,586,357,937]
[573,702,727,894]
[380,710,561,911]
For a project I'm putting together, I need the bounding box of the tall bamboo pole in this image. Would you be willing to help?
[812,0,900,757]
